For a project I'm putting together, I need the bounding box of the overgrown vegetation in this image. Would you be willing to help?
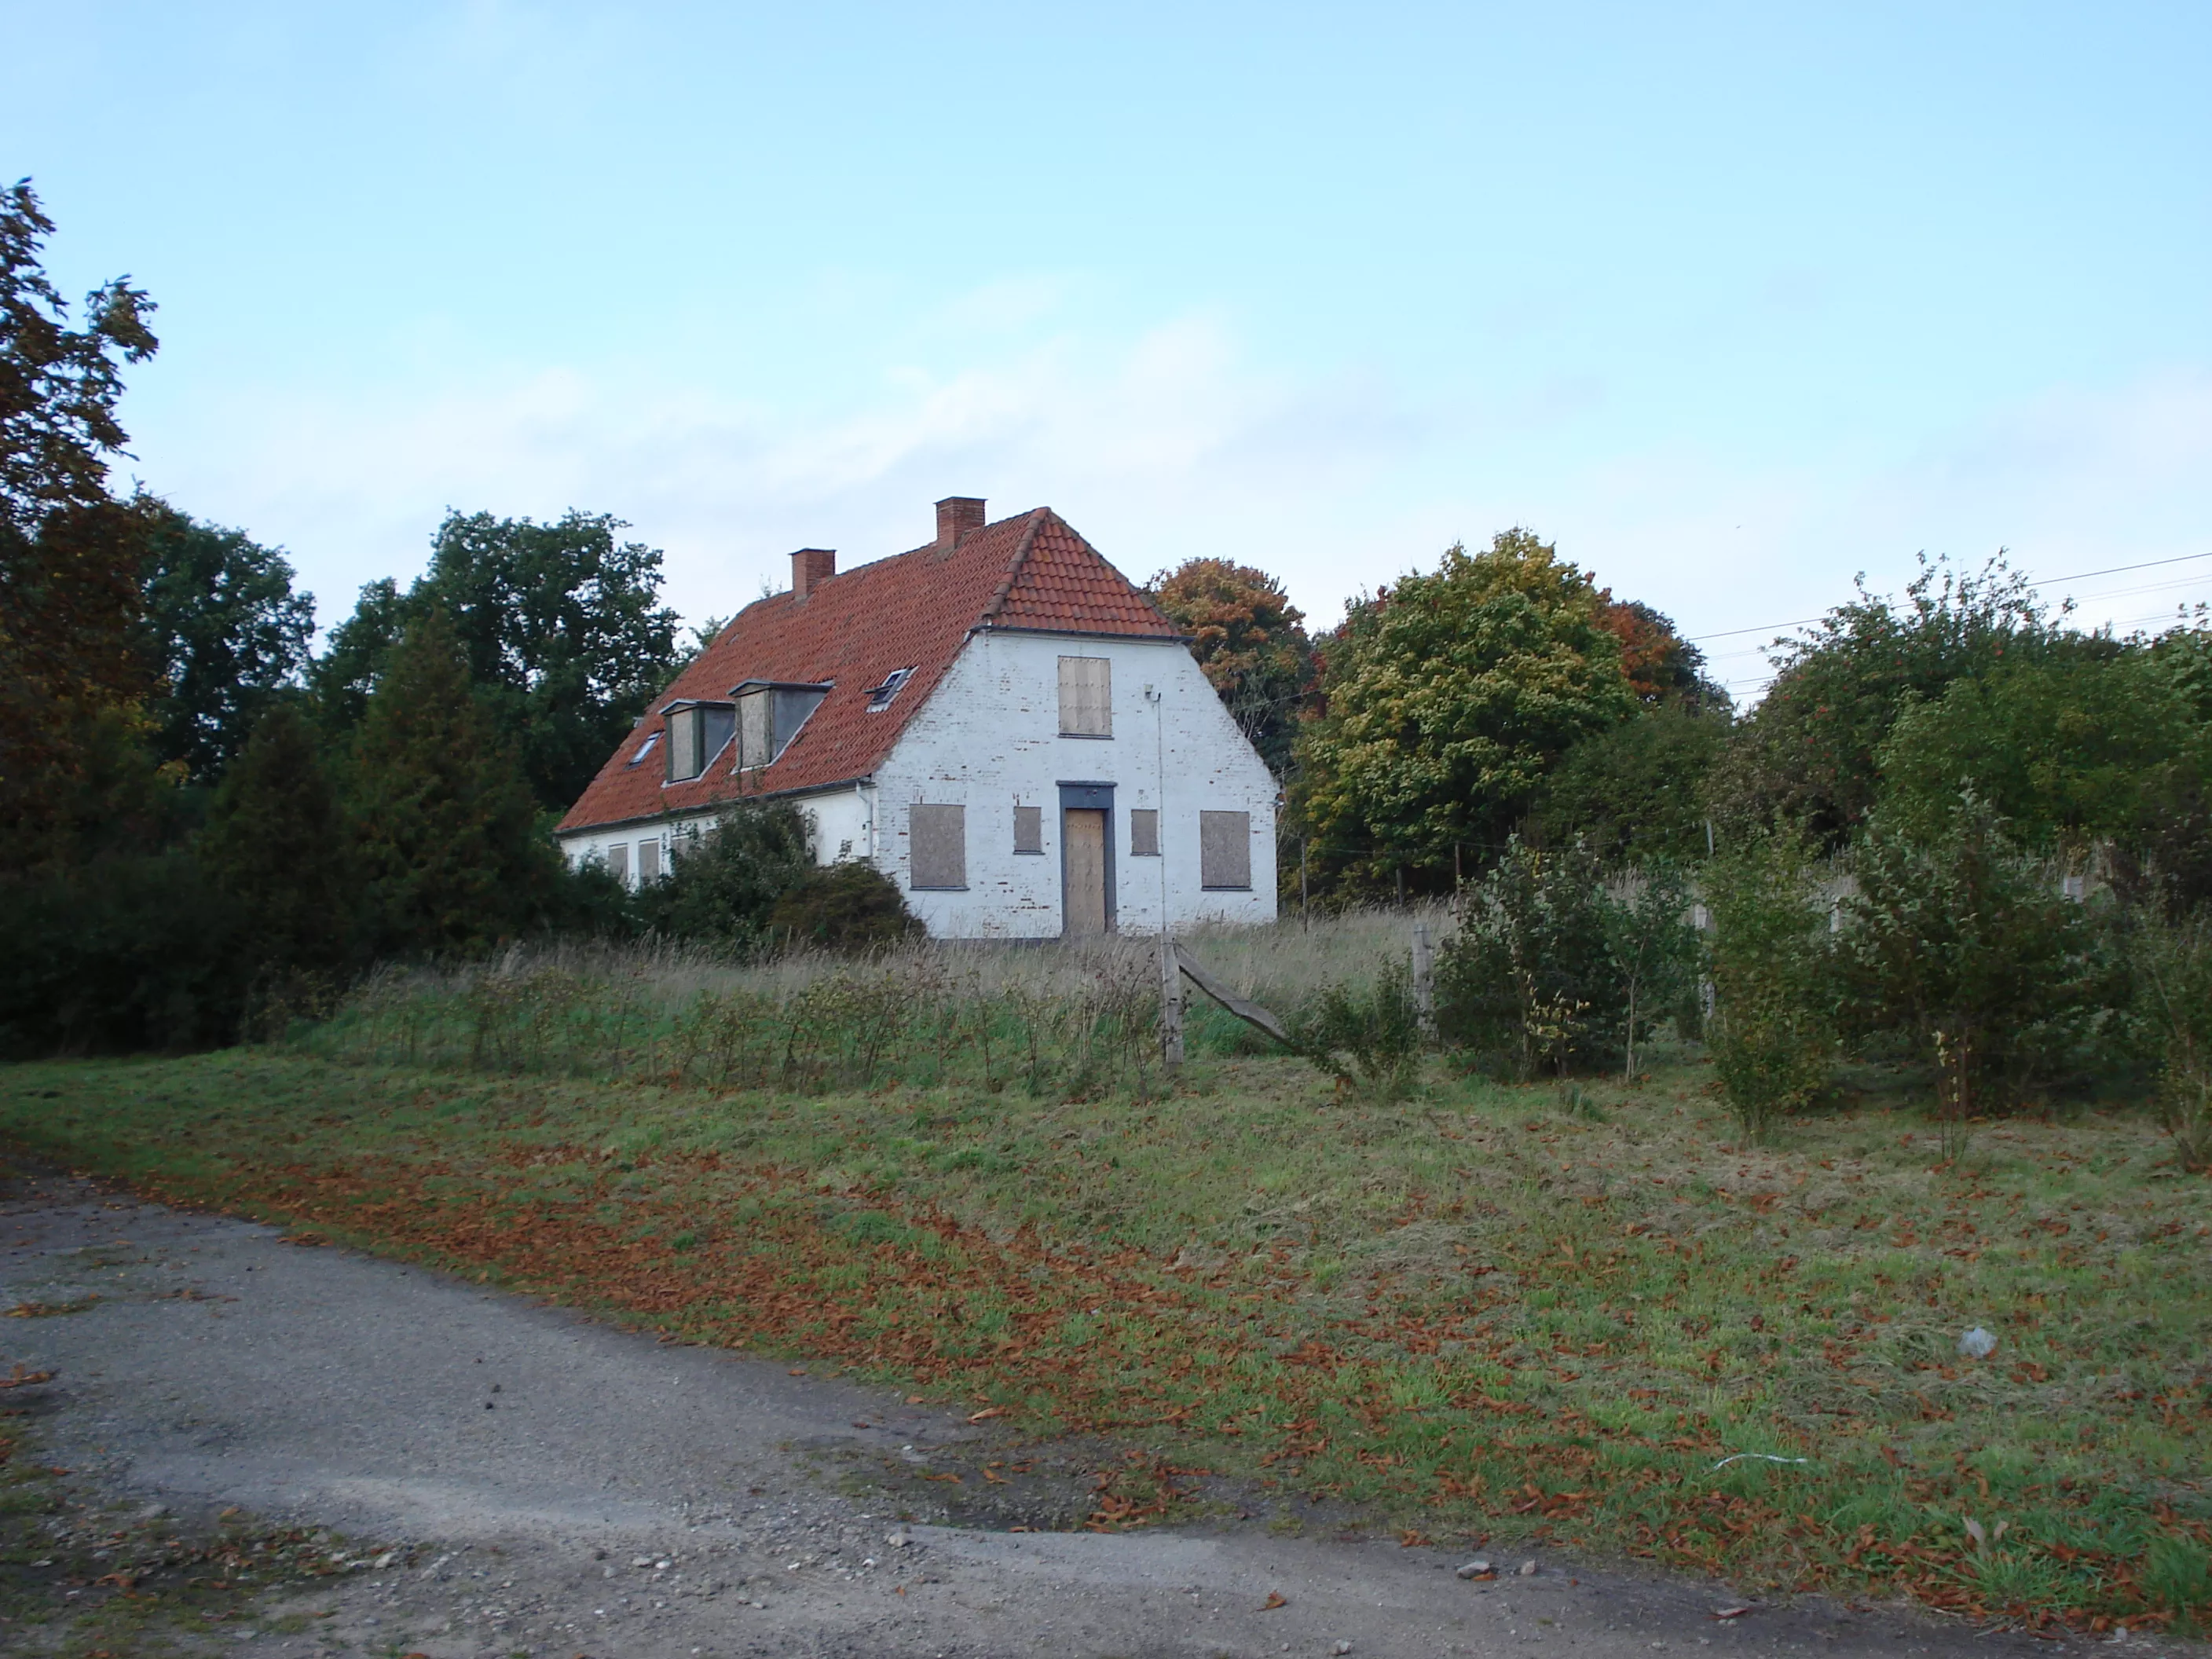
[4,1031,2207,1636]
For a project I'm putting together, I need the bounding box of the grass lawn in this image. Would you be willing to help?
[2,1046,2207,1635]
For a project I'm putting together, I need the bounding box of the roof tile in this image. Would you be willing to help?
[557,507,1180,833]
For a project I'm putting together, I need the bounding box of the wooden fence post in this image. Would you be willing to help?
[1159,931,1185,1070]
[1410,921,1437,1042]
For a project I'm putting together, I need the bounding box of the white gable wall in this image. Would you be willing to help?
[557,785,867,887]
[871,629,1279,939]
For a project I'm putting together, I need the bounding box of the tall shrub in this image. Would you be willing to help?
[1437,839,1624,1077]
[635,799,816,950]
[1702,834,1836,1140]
[1838,792,2107,1115]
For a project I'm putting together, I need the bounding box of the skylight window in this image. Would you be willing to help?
[865,666,915,712]
[627,731,662,767]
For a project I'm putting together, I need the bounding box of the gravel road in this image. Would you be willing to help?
[0,1166,2148,1659]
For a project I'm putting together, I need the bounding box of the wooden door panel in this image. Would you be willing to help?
[1063,808,1107,936]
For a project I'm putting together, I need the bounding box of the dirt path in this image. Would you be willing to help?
[0,1168,2146,1659]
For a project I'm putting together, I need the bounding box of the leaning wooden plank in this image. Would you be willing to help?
[1173,946,1294,1048]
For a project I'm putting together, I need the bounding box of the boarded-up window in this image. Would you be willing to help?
[605,842,630,884]
[665,706,700,781]
[1057,656,1111,737]
[1013,804,1043,855]
[737,688,771,770]
[636,838,662,883]
[1130,808,1159,856]
[909,804,967,888]
[1199,810,1251,888]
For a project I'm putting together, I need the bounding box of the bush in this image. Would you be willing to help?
[2134,909,2212,1172]
[768,862,923,951]
[0,852,250,1056]
[1292,963,1423,1099]
[1702,834,1837,1140]
[1838,791,2110,1115]
[635,799,815,950]
[1436,839,1689,1078]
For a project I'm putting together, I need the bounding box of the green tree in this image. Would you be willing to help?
[1534,701,1732,860]
[198,704,356,973]
[1875,640,2194,855]
[309,511,683,811]
[1292,529,1632,889]
[135,497,316,781]
[0,179,159,849]
[1705,553,2052,845]
[1147,558,1316,776]
[308,575,408,734]
[348,610,554,956]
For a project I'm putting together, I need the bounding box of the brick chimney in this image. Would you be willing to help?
[935,496,987,548]
[790,548,836,599]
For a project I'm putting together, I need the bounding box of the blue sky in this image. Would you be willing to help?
[8,1,2208,695]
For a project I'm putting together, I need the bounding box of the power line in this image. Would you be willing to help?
[1685,549,2212,646]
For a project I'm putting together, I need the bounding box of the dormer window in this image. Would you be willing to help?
[865,666,915,712]
[663,700,735,783]
[732,679,831,770]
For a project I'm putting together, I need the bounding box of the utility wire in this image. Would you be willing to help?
[1685,548,2212,645]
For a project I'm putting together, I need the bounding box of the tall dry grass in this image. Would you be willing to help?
[296,905,1454,1095]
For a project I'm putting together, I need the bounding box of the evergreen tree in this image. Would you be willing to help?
[348,610,553,956]
[198,703,356,972]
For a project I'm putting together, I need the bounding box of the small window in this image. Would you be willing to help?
[909,804,967,889]
[1199,810,1251,889]
[636,837,662,883]
[627,731,661,767]
[1013,804,1043,855]
[606,842,630,884]
[1130,808,1159,857]
[866,666,915,712]
[1057,655,1111,737]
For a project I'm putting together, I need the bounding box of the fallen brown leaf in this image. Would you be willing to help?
[1259,1591,1287,1610]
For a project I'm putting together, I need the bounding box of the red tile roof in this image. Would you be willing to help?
[557,507,1182,833]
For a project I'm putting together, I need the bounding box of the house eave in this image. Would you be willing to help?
[971,624,1196,645]
[555,774,877,841]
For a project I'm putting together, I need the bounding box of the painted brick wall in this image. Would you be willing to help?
[870,630,1279,939]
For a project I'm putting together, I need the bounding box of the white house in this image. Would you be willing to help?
[555,497,1280,938]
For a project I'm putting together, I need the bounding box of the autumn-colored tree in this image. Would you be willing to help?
[1292,529,1634,891]
[0,181,160,851]
[1595,598,1727,709]
[348,609,556,956]
[1147,558,1315,776]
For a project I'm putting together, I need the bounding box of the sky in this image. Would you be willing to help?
[7,1,2209,698]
